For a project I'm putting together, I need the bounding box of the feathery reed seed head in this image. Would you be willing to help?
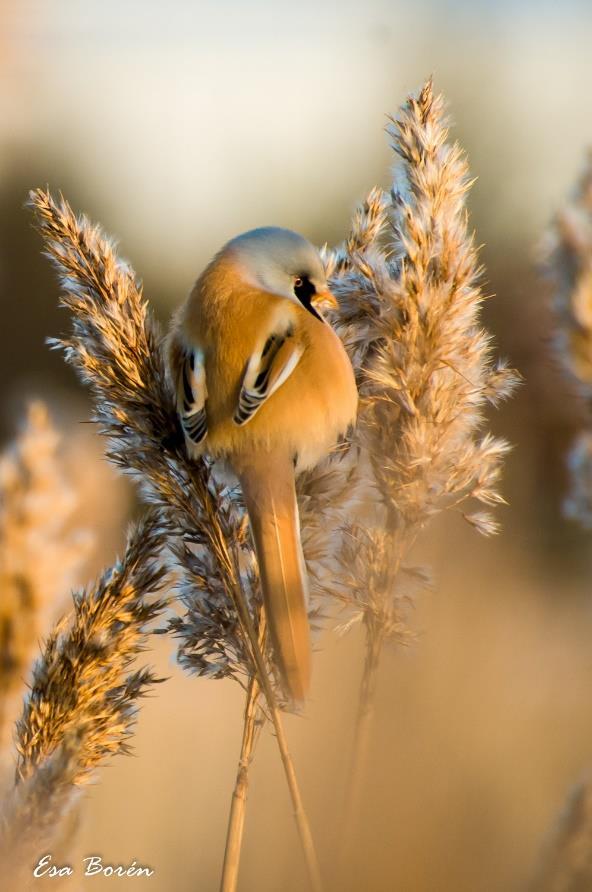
[28,189,272,690]
[0,511,167,868]
[339,80,517,535]
[324,79,518,639]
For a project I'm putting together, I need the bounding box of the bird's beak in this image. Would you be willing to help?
[311,289,338,310]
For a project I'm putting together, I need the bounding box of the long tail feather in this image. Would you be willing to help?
[238,453,311,702]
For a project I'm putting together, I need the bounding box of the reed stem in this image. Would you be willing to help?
[201,479,324,892]
[339,621,386,869]
[235,594,324,892]
[220,675,262,892]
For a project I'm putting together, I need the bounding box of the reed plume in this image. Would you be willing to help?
[28,188,323,892]
[530,153,592,891]
[0,510,167,885]
[323,79,519,855]
[542,151,592,526]
[0,401,91,762]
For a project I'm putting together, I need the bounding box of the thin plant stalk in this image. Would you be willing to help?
[338,527,414,859]
[220,614,267,892]
[242,612,323,892]
[196,470,324,891]
[270,708,323,892]
[339,621,386,860]
[220,675,262,892]
[220,667,323,892]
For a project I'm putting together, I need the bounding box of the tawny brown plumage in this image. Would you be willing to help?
[168,229,358,700]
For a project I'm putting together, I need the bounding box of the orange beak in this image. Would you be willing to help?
[311,289,338,310]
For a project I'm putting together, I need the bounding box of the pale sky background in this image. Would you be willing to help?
[2,0,592,293]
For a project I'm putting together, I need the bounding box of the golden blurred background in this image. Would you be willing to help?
[2,1,592,889]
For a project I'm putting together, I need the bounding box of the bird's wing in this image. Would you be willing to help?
[234,332,304,426]
[175,345,208,446]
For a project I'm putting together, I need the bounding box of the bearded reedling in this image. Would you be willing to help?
[168,227,358,701]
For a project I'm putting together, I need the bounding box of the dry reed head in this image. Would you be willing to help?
[322,79,519,637]
[542,151,592,527]
[367,79,517,532]
[0,401,91,756]
[0,510,168,875]
[28,190,273,693]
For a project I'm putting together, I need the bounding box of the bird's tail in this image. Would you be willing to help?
[238,453,311,702]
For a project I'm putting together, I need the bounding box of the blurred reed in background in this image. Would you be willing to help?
[542,153,592,529]
[0,403,91,763]
[528,150,592,892]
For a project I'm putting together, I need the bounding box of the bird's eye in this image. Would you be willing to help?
[293,275,322,320]
[293,276,314,302]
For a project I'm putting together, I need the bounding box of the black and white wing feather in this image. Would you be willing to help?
[176,347,208,446]
[234,332,303,426]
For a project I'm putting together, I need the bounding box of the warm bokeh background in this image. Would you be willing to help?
[2,1,592,889]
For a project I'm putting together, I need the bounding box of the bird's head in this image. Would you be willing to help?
[223,226,337,320]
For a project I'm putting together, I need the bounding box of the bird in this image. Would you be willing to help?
[167,227,358,701]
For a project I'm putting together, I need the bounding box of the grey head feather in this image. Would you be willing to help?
[223,226,327,303]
